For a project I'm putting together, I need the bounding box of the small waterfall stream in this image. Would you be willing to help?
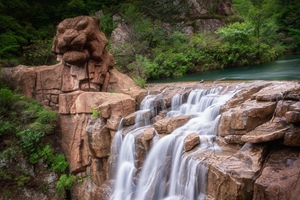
[110,86,237,200]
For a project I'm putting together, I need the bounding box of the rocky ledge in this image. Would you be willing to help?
[145,80,300,200]
[2,61,300,200]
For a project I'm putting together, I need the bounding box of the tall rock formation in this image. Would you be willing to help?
[1,16,147,200]
[52,16,114,92]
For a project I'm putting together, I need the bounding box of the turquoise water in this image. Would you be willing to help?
[147,54,300,83]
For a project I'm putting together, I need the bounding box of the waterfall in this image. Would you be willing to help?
[110,86,236,200]
[110,92,166,200]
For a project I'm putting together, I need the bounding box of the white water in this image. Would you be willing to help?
[111,86,237,200]
[110,92,166,200]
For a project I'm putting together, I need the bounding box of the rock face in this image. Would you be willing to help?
[254,148,300,200]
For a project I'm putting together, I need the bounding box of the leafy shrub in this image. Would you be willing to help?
[17,129,44,153]
[0,118,15,136]
[31,109,57,131]
[29,145,69,173]
[216,22,255,44]
[56,174,76,194]
[29,122,53,135]
[133,76,146,88]
[29,152,39,164]
[0,147,18,162]
[20,39,56,66]
[0,88,14,108]
[91,109,100,118]
[95,11,116,37]
[15,175,31,186]
[39,145,54,163]
[52,154,69,173]
[0,168,12,181]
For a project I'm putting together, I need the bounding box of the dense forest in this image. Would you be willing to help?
[0,0,300,82]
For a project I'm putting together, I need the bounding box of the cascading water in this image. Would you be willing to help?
[110,86,237,200]
[110,92,166,200]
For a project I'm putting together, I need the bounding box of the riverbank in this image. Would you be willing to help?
[147,53,300,83]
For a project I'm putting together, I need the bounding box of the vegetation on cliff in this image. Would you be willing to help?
[0,0,299,81]
[0,75,72,198]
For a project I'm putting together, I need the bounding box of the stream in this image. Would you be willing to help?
[148,54,300,83]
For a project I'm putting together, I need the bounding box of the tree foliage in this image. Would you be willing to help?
[0,78,70,198]
[0,0,299,79]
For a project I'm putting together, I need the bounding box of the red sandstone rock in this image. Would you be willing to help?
[284,126,300,146]
[219,101,276,137]
[241,117,289,143]
[184,133,200,151]
[153,115,193,134]
[254,148,300,200]
[285,111,300,123]
[52,16,114,92]
[207,143,267,200]
[86,118,111,158]
[253,82,299,101]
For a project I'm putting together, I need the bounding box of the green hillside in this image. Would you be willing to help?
[0,0,299,81]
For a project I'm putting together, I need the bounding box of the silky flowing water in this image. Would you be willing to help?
[110,86,237,200]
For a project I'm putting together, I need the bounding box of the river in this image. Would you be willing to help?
[147,53,300,83]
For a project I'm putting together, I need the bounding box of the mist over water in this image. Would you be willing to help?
[147,54,300,83]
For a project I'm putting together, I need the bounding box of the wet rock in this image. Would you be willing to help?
[285,111,300,123]
[207,143,267,200]
[253,148,300,200]
[253,82,299,101]
[221,82,270,112]
[106,115,123,131]
[219,101,276,136]
[231,101,276,130]
[154,115,193,134]
[143,128,155,141]
[273,100,295,118]
[96,180,114,200]
[155,110,168,122]
[284,125,300,146]
[289,101,300,111]
[218,111,234,137]
[123,112,136,126]
[224,135,244,144]
[124,110,153,126]
[241,118,289,143]
[184,133,200,152]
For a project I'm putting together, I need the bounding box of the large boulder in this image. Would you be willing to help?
[184,133,200,152]
[253,148,300,200]
[154,115,193,134]
[219,101,276,136]
[207,143,267,200]
[241,117,289,143]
